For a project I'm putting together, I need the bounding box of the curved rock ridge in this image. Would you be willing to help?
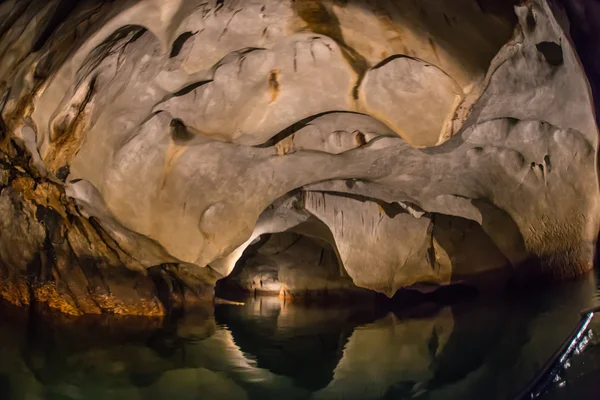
[0,0,598,314]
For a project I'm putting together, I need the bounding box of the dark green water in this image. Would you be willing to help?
[0,271,598,400]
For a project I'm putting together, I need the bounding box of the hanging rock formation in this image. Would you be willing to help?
[0,0,598,315]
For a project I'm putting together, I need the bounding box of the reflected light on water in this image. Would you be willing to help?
[0,269,597,399]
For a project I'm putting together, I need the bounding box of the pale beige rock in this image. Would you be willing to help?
[0,0,597,309]
[359,56,462,147]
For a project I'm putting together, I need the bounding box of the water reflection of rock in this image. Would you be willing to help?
[313,309,454,400]
[412,271,599,400]
[215,296,386,392]
[0,300,309,399]
[0,271,596,400]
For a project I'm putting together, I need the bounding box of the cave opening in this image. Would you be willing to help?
[215,231,370,303]
[0,0,599,398]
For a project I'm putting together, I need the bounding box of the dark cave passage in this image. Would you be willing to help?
[215,231,373,302]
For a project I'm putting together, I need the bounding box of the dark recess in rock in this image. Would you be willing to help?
[543,154,552,173]
[371,54,424,70]
[0,1,32,41]
[34,52,55,81]
[79,25,148,79]
[169,118,193,142]
[148,265,183,315]
[354,131,367,146]
[32,0,78,52]
[169,31,195,58]
[172,80,212,97]
[527,9,537,30]
[535,41,564,65]
[56,165,70,182]
[255,110,365,148]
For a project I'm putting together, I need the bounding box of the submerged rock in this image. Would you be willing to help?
[0,0,598,314]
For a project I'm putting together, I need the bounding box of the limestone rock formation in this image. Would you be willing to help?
[0,0,598,314]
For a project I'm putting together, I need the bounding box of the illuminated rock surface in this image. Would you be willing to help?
[0,0,598,314]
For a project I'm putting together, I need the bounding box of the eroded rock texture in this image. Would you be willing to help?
[0,0,598,314]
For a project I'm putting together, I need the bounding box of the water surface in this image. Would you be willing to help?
[0,271,598,400]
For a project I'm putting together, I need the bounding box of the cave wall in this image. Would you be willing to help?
[0,0,598,314]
